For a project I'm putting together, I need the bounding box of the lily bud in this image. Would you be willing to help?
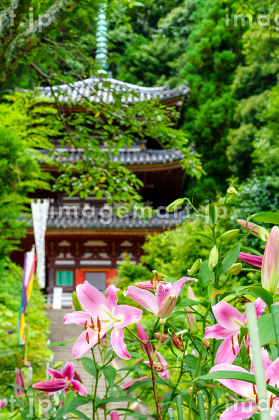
[208,246,218,270]
[167,198,185,213]
[33,379,67,393]
[238,252,262,269]
[220,229,239,242]
[187,259,202,276]
[262,226,279,295]
[202,339,210,350]
[237,220,269,242]
[157,293,177,319]
[121,376,148,391]
[186,287,198,334]
[0,399,7,409]
[154,332,169,342]
[52,361,63,369]
[72,292,84,312]
[171,333,184,352]
[227,186,238,195]
[15,353,23,369]
[229,263,242,275]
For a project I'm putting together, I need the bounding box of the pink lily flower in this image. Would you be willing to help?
[204,298,266,364]
[124,277,197,320]
[47,361,87,396]
[137,322,153,356]
[238,252,262,269]
[64,282,143,360]
[262,226,279,295]
[121,376,148,391]
[210,349,279,420]
[16,368,25,397]
[0,399,7,409]
[145,352,169,381]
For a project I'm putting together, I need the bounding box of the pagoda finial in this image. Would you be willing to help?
[95,3,109,72]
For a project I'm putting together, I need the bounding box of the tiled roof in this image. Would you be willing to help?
[38,77,189,104]
[44,211,187,230]
[48,147,184,167]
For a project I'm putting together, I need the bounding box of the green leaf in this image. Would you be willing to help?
[48,338,76,348]
[195,370,279,397]
[238,327,248,346]
[240,286,273,309]
[127,378,172,394]
[251,212,279,224]
[70,410,91,420]
[176,299,200,310]
[191,233,215,244]
[208,285,225,302]
[101,366,116,390]
[199,260,215,285]
[63,391,76,415]
[258,313,276,346]
[81,357,97,377]
[217,241,241,276]
[240,246,263,257]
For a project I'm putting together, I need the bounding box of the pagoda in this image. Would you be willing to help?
[11,6,190,305]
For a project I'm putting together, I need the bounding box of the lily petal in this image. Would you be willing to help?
[47,368,63,379]
[215,334,240,365]
[210,364,254,399]
[113,305,143,329]
[72,329,99,359]
[213,301,245,330]
[61,362,75,382]
[77,281,111,320]
[106,284,119,315]
[70,379,87,396]
[137,322,153,356]
[250,348,271,376]
[157,352,168,371]
[204,324,234,340]
[121,376,148,391]
[124,286,157,315]
[171,277,197,297]
[156,282,172,311]
[159,370,169,381]
[64,311,94,326]
[266,356,279,386]
[110,411,119,420]
[220,402,258,420]
[111,328,130,360]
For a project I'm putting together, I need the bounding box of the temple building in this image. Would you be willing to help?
[11,7,190,305]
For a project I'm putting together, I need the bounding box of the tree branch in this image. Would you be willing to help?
[1,0,84,84]
[0,0,31,41]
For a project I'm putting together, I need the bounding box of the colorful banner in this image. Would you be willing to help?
[31,199,49,288]
[17,250,36,345]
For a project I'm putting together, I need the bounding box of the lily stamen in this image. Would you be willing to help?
[86,332,89,344]
[84,320,87,329]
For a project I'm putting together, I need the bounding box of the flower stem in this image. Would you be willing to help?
[187,340,204,420]
[162,359,184,420]
[91,348,99,420]
[146,319,160,345]
[152,323,164,361]
[146,345,162,420]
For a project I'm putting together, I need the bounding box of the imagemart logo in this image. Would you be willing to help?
[225,8,279,30]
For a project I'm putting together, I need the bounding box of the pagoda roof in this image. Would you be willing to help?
[38,76,189,105]
[36,210,187,233]
[43,146,184,172]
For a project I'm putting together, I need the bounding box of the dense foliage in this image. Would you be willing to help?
[0,261,51,396]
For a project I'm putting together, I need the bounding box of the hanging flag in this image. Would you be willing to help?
[17,249,36,345]
[31,199,49,288]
